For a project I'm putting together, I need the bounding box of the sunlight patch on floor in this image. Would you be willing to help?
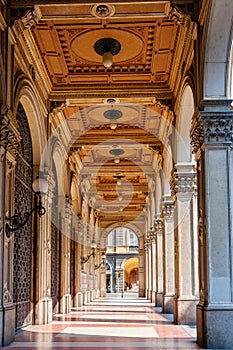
[56,326,158,338]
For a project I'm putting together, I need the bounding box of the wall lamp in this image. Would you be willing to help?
[5,176,48,237]
[80,240,97,265]
[94,253,106,270]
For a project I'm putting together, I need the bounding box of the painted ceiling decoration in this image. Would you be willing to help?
[9,0,195,227]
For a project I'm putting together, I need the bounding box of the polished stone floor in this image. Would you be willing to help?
[3,292,201,350]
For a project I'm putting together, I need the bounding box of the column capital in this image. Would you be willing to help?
[154,214,162,236]
[169,5,192,27]
[191,101,233,153]
[0,110,21,156]
[170,164,197,198]
[161,196,174,220]
[12,8,41,37]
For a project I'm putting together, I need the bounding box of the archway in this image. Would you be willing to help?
[105,227,138,294]
[123,257,139,291]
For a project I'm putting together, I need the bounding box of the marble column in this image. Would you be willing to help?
[191,101,233,349]
[154,214,163,307]
[0,148,16,345]
[151,233,157,303]
[161,196,175,314]
[59,201,72,313]
[170,163,198,324]
[147,237,152,300]
[99,248,106,297]
[138,237,146,297]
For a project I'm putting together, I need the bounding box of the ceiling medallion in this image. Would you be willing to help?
[104,109,122,130]
[109,147,125,164]
[90,4,115,18]
[94,38,121,67]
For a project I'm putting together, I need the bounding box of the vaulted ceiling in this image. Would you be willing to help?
[10,0,196,227]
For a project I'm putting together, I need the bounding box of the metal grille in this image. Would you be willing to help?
[13,103,32,329]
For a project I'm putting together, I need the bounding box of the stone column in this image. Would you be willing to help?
[99,248,106,297]
[161,196,175,314]
[138,237,146,297]
[0,113,21,344]
[170,163,198,324]
[73,216,82,307]
[151,231,157,304]
[60,201,72,313]
[147,236,152,300]
[154,214,163,307]
[1,149,16,345]
[151,231,157,303]
[0,148,4,345]
[191,101,233,349]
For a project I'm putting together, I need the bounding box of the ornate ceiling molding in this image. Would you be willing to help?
[12,8,41,36]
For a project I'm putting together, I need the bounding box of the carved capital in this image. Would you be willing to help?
[0,109,21,155]
[49,100,69,115]
[191,103,233,152]
[13,9,41,37]
[161,200,174,220]
[203,114,233,145]
[170,165,197,197]
[154,215,163,236]
[169,5,191,27]
[190,108,204,154]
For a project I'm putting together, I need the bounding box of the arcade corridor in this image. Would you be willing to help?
[1,1,233,349]
[3,293,198,350]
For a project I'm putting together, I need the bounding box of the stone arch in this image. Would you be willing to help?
[100,222,142,248]
[174,84,195,164]
[70,173,82,215]
[14,74,47,168]
[203,0,233,99]
[162,141,173,196]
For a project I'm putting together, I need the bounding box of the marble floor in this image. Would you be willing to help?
[2,292,201,350]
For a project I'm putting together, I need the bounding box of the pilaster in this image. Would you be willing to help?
[99,248,106,297]
[0,108,20,345]
[161,196,175,314]
[60,201,72,313]
[191,100,233,349]
[170,163,198,324]
[154,214,163,307]
[138,237,146,297]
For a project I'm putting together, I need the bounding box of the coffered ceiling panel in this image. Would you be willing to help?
[32,1,178,92]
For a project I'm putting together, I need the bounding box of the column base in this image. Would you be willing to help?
[139,288,145,297]
[73,292,83,307]
[197,303,233,349]
[0,304,15,346]
[156,292,163,307]
[84,291,90,304]
[60,294,71,314]
[35,297,53,324]
[151,291,156,303]
[146,290,152,300]
[174,297,197,325]
[162,294,174,314]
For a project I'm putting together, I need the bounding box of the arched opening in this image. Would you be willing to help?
[105,227,138,294]
[123,257,139,291]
